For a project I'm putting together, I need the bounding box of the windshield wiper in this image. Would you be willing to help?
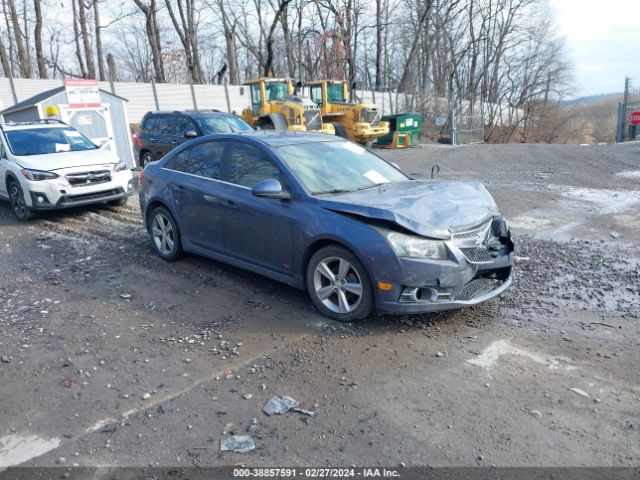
[316,188,356,195]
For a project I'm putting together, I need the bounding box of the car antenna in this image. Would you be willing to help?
[431,164,440,179]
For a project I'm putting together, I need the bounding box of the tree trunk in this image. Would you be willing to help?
[6,0,32,77]
[133,0,165,82]
[107,52,117,81]
[0,36,12,78]
[77,0,96,78]
[71,0,88,77]
[263,0,293,77]
[375,0,382,90]
[33,0,47,78]
[94,0,106,80]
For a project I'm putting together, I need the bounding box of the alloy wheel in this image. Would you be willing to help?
[10,184,26,219]
[313,256,363,313]
[151,213,175,255]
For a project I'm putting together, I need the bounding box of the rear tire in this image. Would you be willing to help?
[306,245,373,322]
[140,151,154,169]
[148,206,182,261]
[332,123,348,138]
[8,180,35,221]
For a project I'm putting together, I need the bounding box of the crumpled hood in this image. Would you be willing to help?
[15,147,118,172]
[317,180,498,239]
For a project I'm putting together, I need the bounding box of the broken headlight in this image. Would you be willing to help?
[375,227,447,260]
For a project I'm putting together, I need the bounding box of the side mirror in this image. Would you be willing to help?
[184,130,198,139]
[251,179,291,200]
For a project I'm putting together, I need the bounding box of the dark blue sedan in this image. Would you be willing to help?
[138,132,513,321]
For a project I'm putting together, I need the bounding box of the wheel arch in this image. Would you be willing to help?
[301,237,376,296]
[5,171,19,189]
[257,112,288,131]
[144,198,174,230]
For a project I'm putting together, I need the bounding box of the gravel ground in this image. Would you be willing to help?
[0,142,638,470]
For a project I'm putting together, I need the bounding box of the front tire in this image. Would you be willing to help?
[306,245,373,322]
[148,206,182,261]
[8,181,35,221]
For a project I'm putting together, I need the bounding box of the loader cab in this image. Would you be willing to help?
[305,81,349,109]
[327,81,348,103]
[246,78,293,116]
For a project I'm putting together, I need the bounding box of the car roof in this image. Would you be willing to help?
[146,110,234,118]
[0,120,69,131]
[237,131,343,147]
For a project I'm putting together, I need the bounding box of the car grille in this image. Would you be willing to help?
[457,278,502,301]
[304,109,323,131]
[60,188,123,204]
[459,247,498,264]
[452,220,492,241]
[66,170,111,187]
[362,108,380,126]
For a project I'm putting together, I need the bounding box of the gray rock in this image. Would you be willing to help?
[569,387,589,398]
[220,435,255,453]
[262,395,300,415]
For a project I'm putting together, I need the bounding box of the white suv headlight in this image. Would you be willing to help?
[114,159,128,172]
[375,227,447,260]
[20,168,59,181]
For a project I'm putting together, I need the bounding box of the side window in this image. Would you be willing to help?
[251,84,262,116]
[176,116,197,137]
[142,115,158,133]
[310,85,323,106]
[156,115,177,135]
[166,141,225,180]
[227,143,281,188]
[0,140,5,159]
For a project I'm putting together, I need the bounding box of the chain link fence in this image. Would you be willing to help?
[616,77,640,142]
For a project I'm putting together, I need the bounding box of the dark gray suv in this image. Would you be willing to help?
[131,110,252,168]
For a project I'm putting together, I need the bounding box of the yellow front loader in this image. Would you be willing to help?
[240,77,334,135]
[304,80,389,144]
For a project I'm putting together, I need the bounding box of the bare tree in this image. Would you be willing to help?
[133,0,165,82]
[33,0,46,78]
[164,0,205,83]
[5,0,32,77]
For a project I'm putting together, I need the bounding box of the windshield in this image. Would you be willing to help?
[196,116,253,134]
[275,140,408,194]
[327,83,346,102]
[4,127,97,156]
[264,82,290,101]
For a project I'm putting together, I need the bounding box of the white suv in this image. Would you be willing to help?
[0,120,134,220]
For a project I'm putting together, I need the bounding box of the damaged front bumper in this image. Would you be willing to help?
[375,216,514,314]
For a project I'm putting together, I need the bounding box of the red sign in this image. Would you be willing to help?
[630,111,640,126]
[64,78,100,108]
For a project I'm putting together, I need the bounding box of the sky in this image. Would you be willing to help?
[549,0,640,97]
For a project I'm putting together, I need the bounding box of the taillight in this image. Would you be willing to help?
[138,169,145,183]
[132,134,143,149]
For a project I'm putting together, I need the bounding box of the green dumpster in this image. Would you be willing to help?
[374,112,422,148]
